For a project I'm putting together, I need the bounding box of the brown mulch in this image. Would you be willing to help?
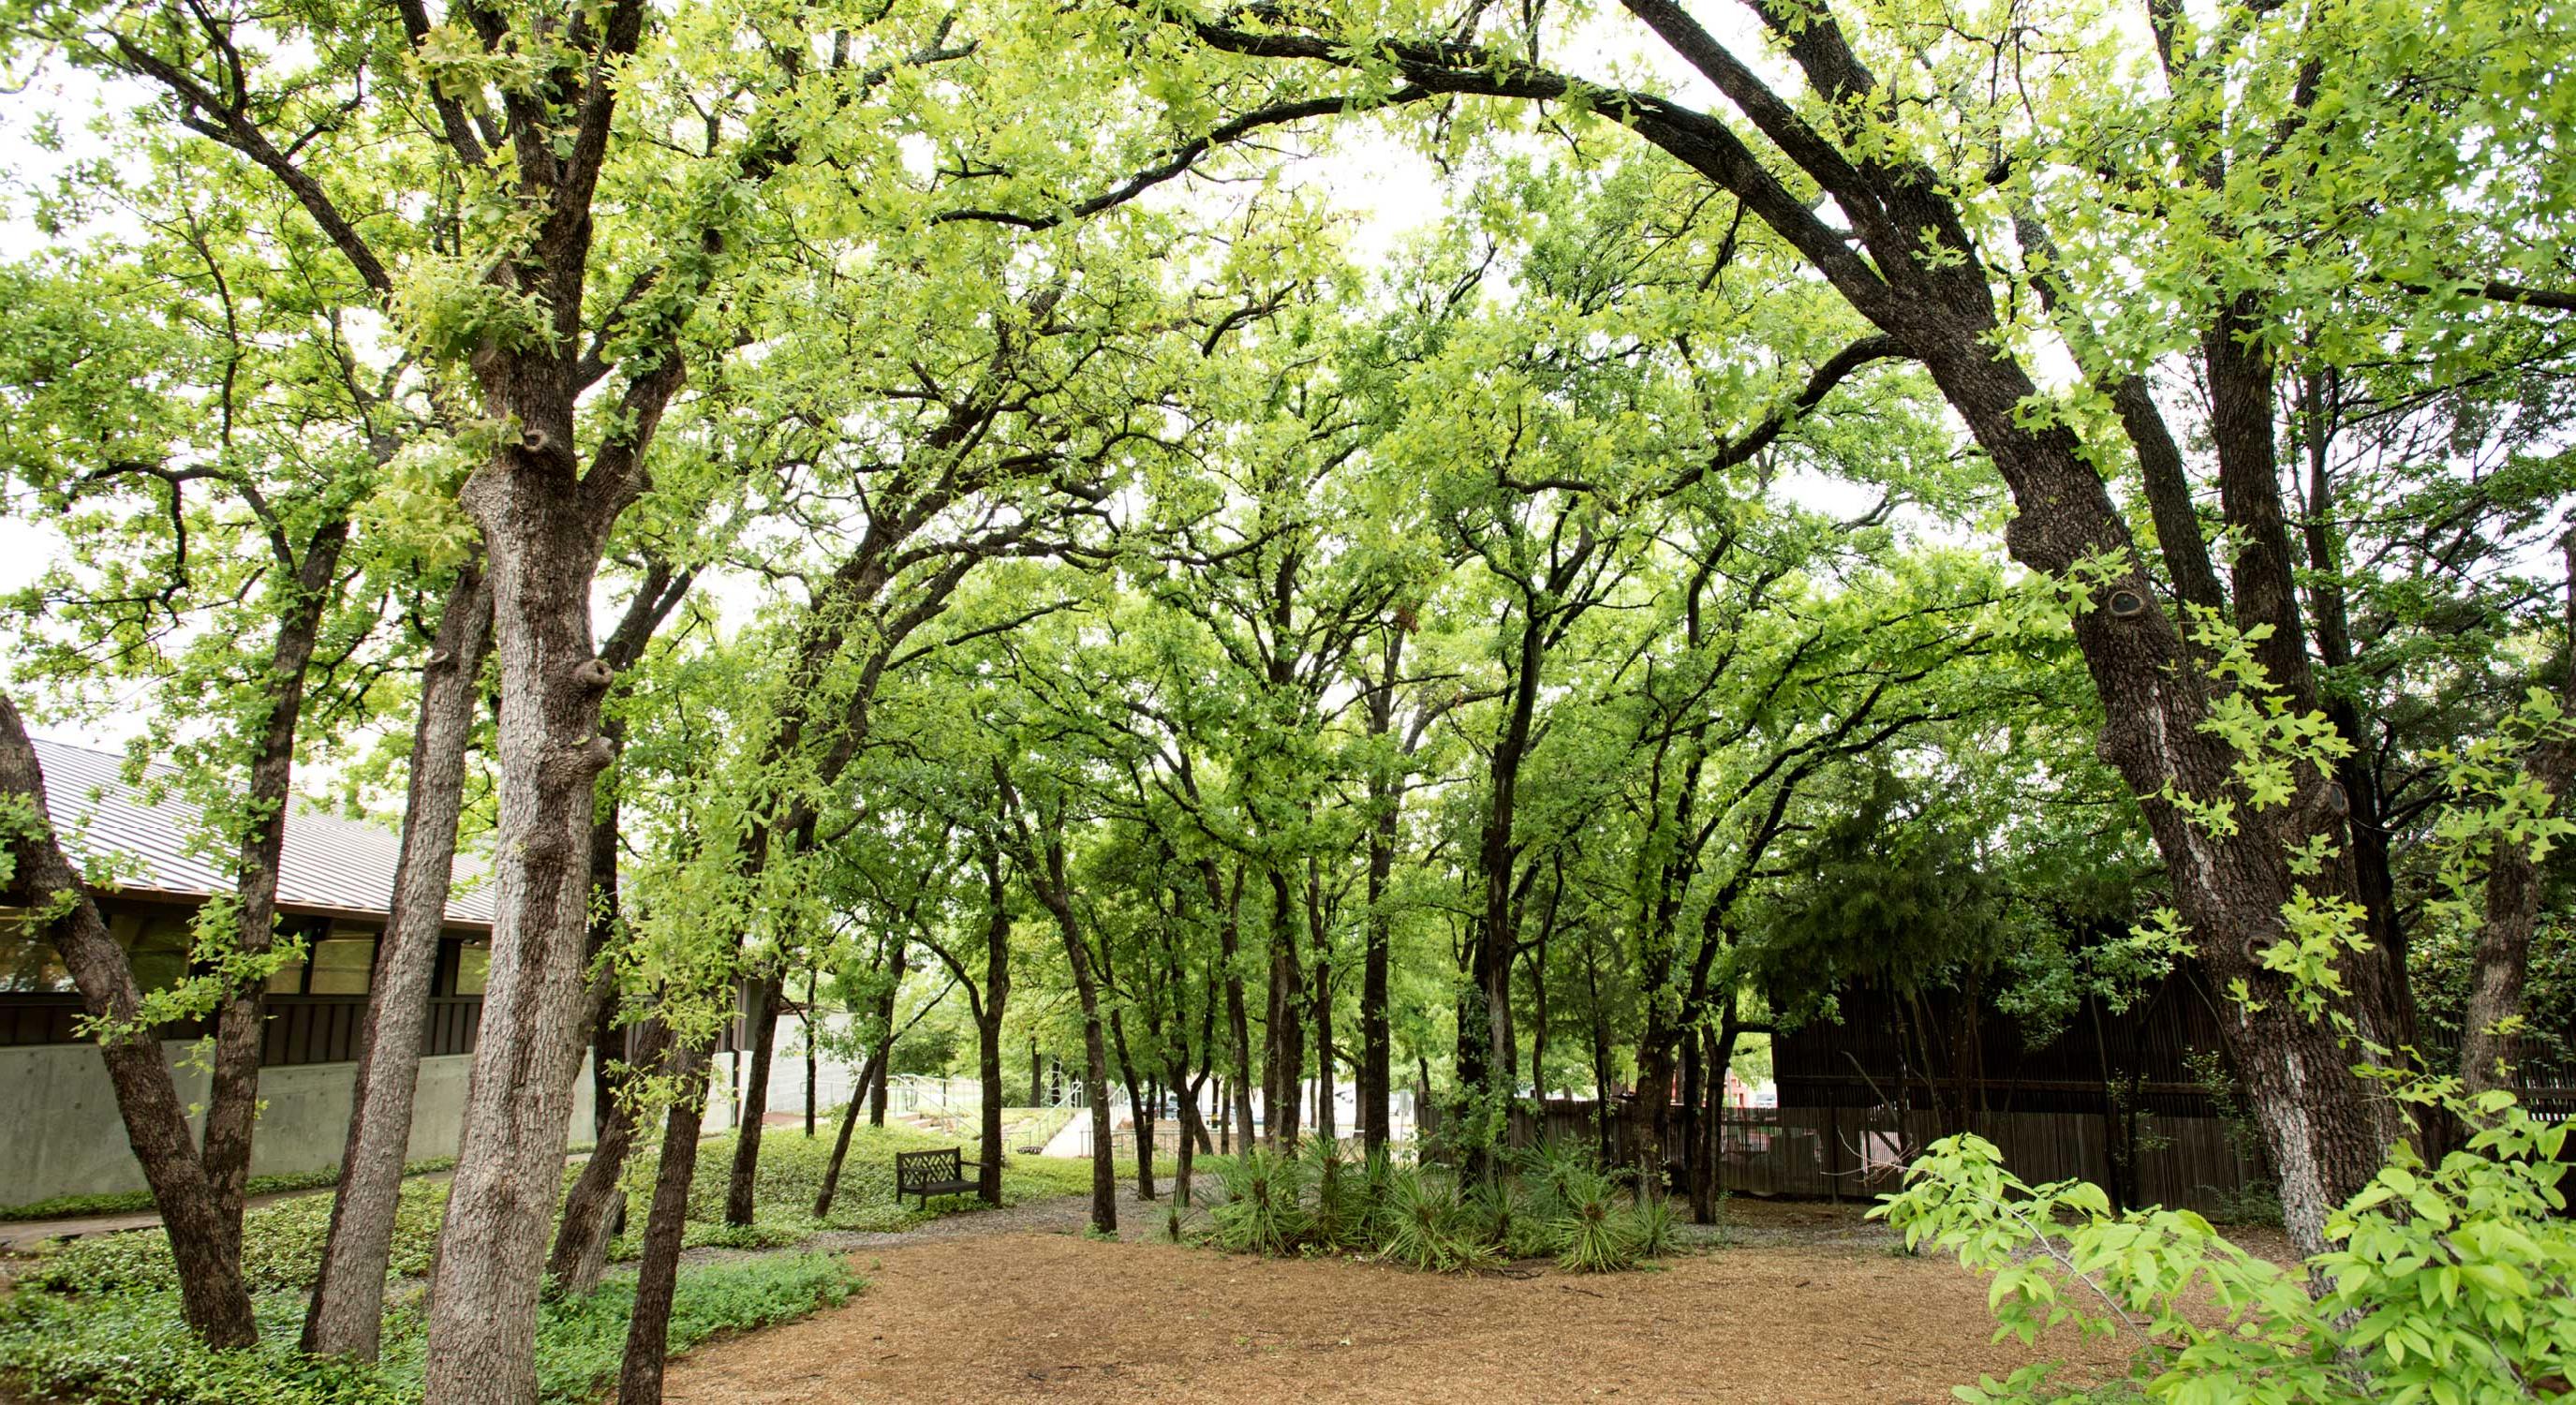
[659,1209,2132,1404]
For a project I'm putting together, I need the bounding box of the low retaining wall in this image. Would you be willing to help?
[0,1042,596,1207]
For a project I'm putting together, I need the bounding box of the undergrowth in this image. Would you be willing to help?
[0,1254,858,1405]
[1200,1137,1674,1275]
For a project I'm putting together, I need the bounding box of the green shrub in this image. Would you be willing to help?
[1376,1164,1496,1273]
[1190,1137,1667,1275]
[1209,1147,1311,1255]
[1878,1090,2574,1405]
[1549,1163,1638,1273]
[1624,1189,1679,1259]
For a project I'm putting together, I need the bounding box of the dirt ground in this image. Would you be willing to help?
[660,1200,2131,1404]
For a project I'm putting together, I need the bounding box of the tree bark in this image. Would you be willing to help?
[724,969,784,1225]
[810,1046,884,1220]
[614,1043,711,1405]
[1,691,259,1347]
[427,453,638,1405]
[1264,865,1305,1146]
[975,852,1011,1204]
[201,519,350,1264]
[547,1017,671,1295]
[1207,863,1256,1149]
[304,565,491,1357]
[1306,856,1336,1143]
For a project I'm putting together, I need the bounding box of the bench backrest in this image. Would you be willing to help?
[895,1147,962,1191]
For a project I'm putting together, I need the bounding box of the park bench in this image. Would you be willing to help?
[894,1147,983,1208]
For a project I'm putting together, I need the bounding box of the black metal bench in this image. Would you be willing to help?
[894,1147,982,1208]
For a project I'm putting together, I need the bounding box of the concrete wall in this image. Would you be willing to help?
[0,1042,596,1208]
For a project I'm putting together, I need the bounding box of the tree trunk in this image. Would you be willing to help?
[1210,864,1257,1149]
[1264,865,1305,1146]
[974,855,1011,1204]
[546,1017,671,1294]
[812,1040,890,1219]
[869,1028,892,1125]
[614,1044,711,1405]
[202,520,350,1268]
[426,457,632,1405]
[1360,791,1396,1154]
[804,969,819,1140]
[2465,815,2563,1093]
[305,568,493,1355]
[725,970,784,1226]
[1306,857,1336,1144]
[0,691,259,1348]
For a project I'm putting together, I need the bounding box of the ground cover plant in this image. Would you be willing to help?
[0,1158,459,1222]
[1198,1137,1678,1274]
[0,1253,859,1405]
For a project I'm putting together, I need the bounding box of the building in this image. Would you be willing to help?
[0,738,593,1206]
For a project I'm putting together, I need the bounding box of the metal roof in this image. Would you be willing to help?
[32,737,495,929]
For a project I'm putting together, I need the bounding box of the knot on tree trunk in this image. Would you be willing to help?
[572,658,615,690]
[544,733,618,785]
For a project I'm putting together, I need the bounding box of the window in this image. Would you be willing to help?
[111,910,193,995]
[268,949,305,995]
[307,930,378,996]
[454,939,490,996]
[0,906,73,994]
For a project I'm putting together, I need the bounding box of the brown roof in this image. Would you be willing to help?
[32,737,495,929]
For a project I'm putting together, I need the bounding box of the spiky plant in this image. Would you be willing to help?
[1378,1166,1496,1273]
[1303,1134,1361,1247]
[1209,1147,1310,1256]
[1555,1171,1640,1273]
[1623,1189,1679,1259]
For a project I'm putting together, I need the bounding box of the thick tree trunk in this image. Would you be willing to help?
[725,970,784,1225]
[1,693,259,1348]
[977,1013,1007,1204]
[426,459,630,1405]
[615,1044,711,1405]
[305,566,491,1357]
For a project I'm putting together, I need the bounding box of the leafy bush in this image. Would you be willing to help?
[1877,1091,2573,1404]
[0,1255,859,1405]
[1195,1136,1666,1275]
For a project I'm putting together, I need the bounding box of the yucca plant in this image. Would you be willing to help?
[1351,1144,1399,1245]
[1377,1165,1497,1273]
[1209,1147,1310,1256]
[1623,1189,1679,1260]
[1302,1135,1364,1248]
[1555,1170,1639,1273]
